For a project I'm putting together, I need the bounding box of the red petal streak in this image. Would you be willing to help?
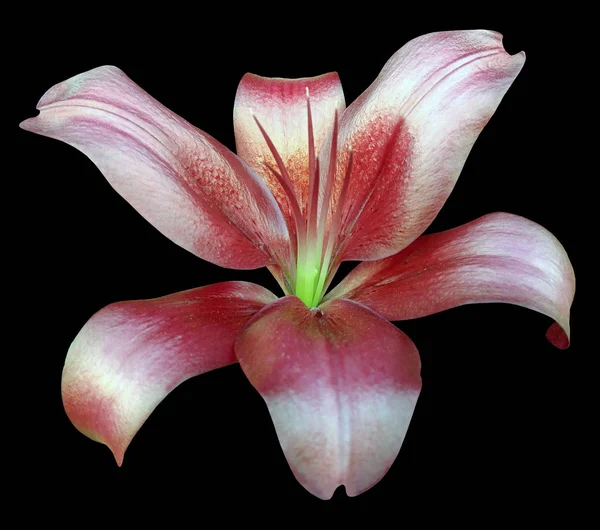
[20,66,290,270]
[320,30,525,261]
[62,282,277,465]
[234,73,345,221]
[235,297,421,499]
[327,213,575,348]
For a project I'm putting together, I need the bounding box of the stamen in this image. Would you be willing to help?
[305,88,319,243]
[313,147,354,302]
[342,119,406,240]
[253,114,306,271]
[304,88,320,302]
[262,161,306,252]
[253,115,303,220]
[331,147,354,247]
[315,109,339,269]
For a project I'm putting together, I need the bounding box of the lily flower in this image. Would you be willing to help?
[20,30,574,500]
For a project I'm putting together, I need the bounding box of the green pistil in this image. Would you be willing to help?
[295,263,319,307]
[295,246,328,307]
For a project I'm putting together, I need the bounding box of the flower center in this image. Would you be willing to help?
[253,90,353,307]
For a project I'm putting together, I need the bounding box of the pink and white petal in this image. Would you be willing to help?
[320,30,525,261]
[235,296,421,499]
[234,73,345,217]
[62,281,277,465]
[327,213,575,348]
[20,66,291,270]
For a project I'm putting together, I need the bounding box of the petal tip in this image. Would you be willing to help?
[63,394,130,468]
[110,445,125,467]
[310,485,337,501]
[514,50,526,66]
[62,373,132,468]
[546,322,570,349]
[19,116,38,132]
[491,29,525,57]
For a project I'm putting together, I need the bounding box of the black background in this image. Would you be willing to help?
[12,10,585,524]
